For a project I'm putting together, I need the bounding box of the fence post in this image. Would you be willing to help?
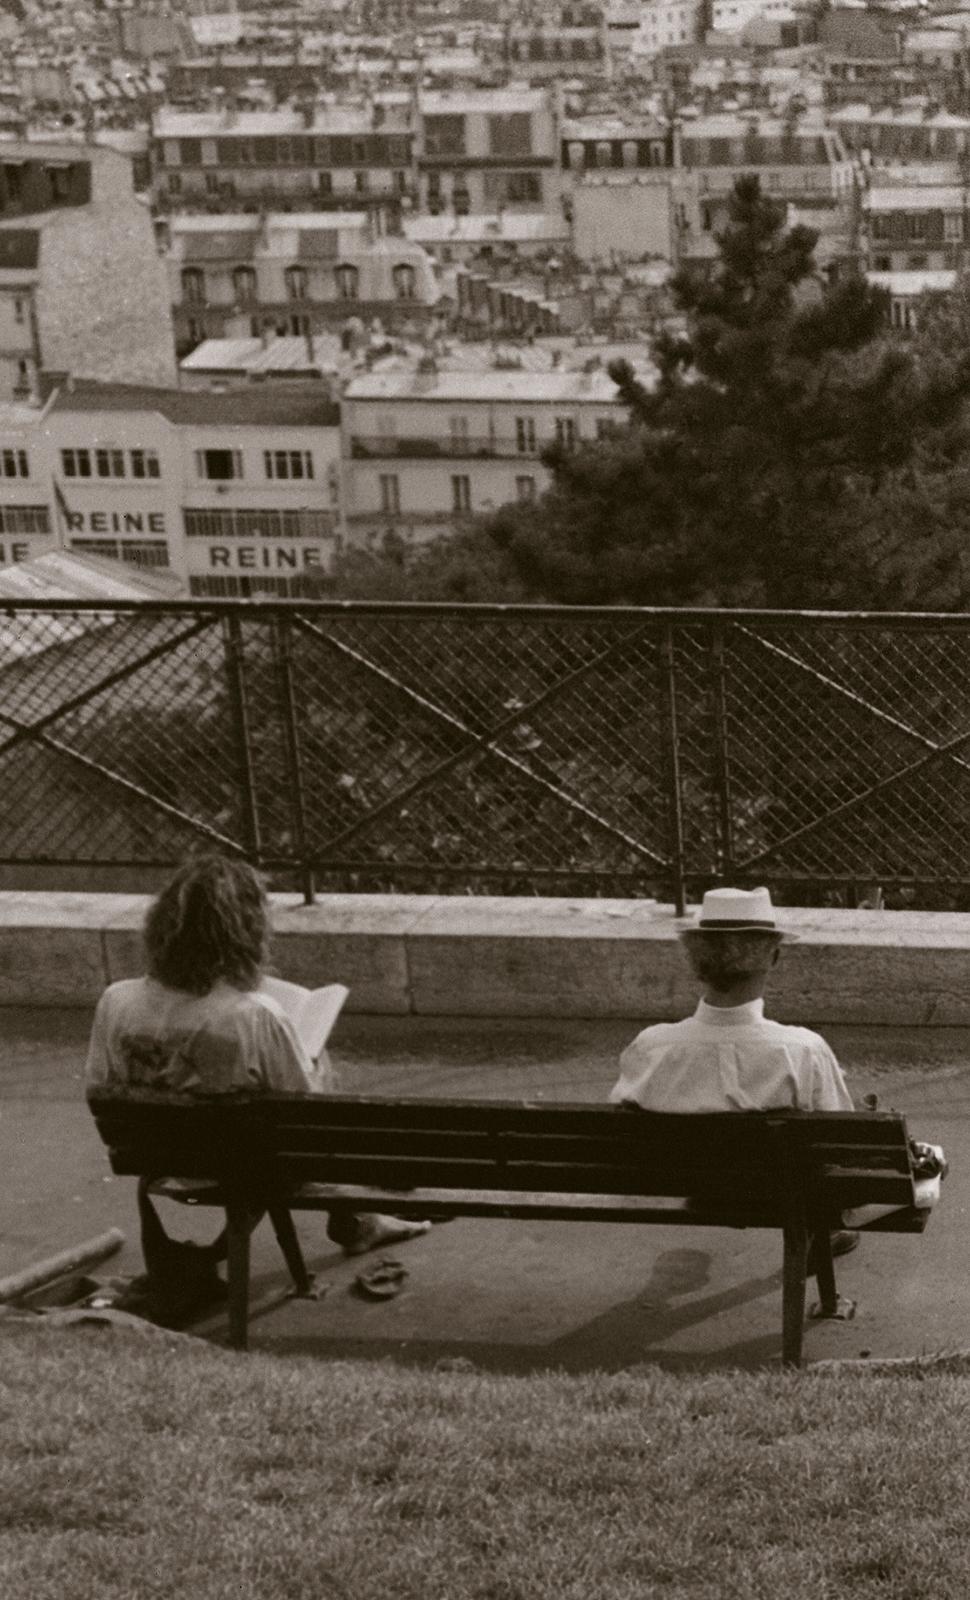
[222,616,262,865]
[659,621,687,917]
[709,620,735,883]
[271,614,316,906]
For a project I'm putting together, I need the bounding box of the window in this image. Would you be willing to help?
[945,213,964,242]
[285,265,308,301]
[71,538,170,568]
[488,113,531,157]
[205,172,221,196]
[393,263,416,301]
[334,264,359,300]
[187,319,205,347]
[424,114,465,157]
[451,474,471,512]
[95,447,125,479]
[61,448,92,478]
[568,141,585,171]
[181,268,206,305]
[289,313,310,336]
[13,297,25,325]
[516,416,536,454]
[264,449,314,480]
[515,475,536,502]
[130,449,160,479]
[507,172,541,204]
[907,213,928,241]
[184,508,333,539]
[596,140,612,169]
[0,504,49,534]
[449,416,469,452]
[354,170,369,195]
[195,448,243,480]
[233,266,257,304]
[0,448,28,478]
[379,473,400,513]
[167,173,182,195]
[555,417,576,450]
[871,214,890,240]
[180,139,202,166]
[318,171,333,197]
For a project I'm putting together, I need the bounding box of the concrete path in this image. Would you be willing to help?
[3,1008,970,1369]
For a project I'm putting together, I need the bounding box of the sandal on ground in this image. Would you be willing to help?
[352,1258,408,1300]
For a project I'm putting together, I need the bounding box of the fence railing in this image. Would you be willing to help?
[4,600,970,909]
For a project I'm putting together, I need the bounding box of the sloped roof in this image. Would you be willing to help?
[49,380,341,428]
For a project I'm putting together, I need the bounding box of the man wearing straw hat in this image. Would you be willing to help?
[610,887,861,1258]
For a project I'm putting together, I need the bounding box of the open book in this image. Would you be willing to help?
[259,976,349,1061]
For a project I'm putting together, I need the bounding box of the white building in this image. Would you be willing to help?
[416,86,562,218]
[342,357,632,547]
[0,381,344,596]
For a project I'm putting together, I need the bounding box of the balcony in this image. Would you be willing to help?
[350,436,541,460]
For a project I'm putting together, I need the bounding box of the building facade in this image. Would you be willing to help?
[341,360,626,545]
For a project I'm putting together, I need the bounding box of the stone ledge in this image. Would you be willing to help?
[4,891,970,1022]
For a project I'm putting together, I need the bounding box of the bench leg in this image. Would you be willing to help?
[225,1201,252,1352]
[268,1205,311,1295]
[811,1227,838,1317]
[781,1218,808,1368]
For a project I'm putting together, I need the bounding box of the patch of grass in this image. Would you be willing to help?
[3,1326,970,1600]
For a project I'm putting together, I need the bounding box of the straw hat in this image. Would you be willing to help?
[687,887,791,936]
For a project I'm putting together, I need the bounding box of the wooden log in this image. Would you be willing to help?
[0,1228,125,1303]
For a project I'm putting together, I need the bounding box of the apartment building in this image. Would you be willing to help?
[561,115,671,180]
[342,356,626,545]
[34,382,343,597]
[501,4,610,81]
[674,112,856,261]
[164,210,440,355]
[415,86,562,217]
[0,141,175,400]
[151,98,417,217]
[0,396,55,567]
[829,104,970,165]
[865,184,969,273]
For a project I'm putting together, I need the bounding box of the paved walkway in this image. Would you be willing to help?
[4,1009,970,1369]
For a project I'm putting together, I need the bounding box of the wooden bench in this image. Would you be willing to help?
[87,1090,933,1365]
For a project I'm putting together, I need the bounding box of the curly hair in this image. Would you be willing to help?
[680,929,783,992]
[144,856,270,995]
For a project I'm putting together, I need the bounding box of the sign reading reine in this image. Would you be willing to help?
[63,510,167,534]
[207,544,325,570]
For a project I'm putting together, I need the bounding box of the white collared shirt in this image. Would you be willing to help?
[610,998,854,1114]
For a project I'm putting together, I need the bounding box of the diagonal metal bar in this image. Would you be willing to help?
[0,618,214,760]
[294,614,671,868]
[736,625,970,777]
[0,708,247,856]
[736,721,970,871]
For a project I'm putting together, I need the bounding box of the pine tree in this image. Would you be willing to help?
[474,176,970,610]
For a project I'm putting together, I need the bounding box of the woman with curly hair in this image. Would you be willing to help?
[85,855,429,1302]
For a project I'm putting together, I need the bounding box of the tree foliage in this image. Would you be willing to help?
[367,177,970,610]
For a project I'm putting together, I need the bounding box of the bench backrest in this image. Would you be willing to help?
[87,1092,917,1221]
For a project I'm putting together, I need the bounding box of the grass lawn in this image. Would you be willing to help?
[3,1325,970,1600]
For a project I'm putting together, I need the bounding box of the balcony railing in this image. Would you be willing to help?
[350,435,542,460]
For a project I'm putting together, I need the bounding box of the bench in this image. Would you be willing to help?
[87,1090,932,1365]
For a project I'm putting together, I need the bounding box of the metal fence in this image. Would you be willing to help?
[4,600,970,910]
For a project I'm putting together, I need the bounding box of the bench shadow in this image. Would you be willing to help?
[220,1247,790,1374]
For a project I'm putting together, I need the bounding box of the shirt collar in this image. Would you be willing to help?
[694,998,765,1026]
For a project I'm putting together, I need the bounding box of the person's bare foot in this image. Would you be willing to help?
[342,1215,432,1257]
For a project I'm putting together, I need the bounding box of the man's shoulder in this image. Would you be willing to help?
[761,1017,833,1052]
[624,1018,696,1049]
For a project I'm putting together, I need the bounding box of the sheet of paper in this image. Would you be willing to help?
[260,976,349,1059]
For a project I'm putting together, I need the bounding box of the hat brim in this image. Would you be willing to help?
[682,921,798,943]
